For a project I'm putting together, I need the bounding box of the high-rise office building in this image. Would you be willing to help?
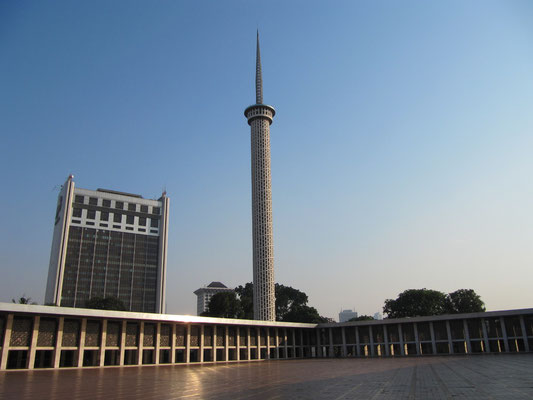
[45,175,169,313]
[339,309,358,323]
[244,32,276,321]
[193,282,234,315]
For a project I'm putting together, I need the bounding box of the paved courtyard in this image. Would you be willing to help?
[1,355,532,399]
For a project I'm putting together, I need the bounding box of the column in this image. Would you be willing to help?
[355,327,361,357]
[369,326,375,356]
[78,318,88,367]
[155,323,161,365]
[520,316,530,352]
[341,327,347,357]
[299,330,304,358]
[224,326,229,362]
[236,327,240,361]
[266,328,271,359]
[53,317,64,368]
[481,318,490,353]
[99,319,107,367]
[0,314,14,370]
[398,324,405,356]
[275,328,279,359]
[213,326,217,362]
[284,329,289,359]
[429,322,437,355]
[199,325,204,363]
[383,325,390,356]
[27,316,40,369]
[138,322,144,365]
[185,325,191,363]
[316,329,322,358]
[292,329,297,358]
[463,320,472,354]
[171,324,176,363]
[247,327,251,360]
[500,318,510,352]
[445,320,453,355]
[328,328,334,358]
[413,323,420,355]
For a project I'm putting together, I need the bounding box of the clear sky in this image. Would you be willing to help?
[1,1,532,320]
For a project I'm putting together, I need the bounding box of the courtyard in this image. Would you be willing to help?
[1,354,532,399]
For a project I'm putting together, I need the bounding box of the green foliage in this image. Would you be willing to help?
[12,295,37,305]
[230,282,327,322]
[235,283,254,319]
[85,296,127,311]
[383,288,486,318]
[203,292,243,318]
[348,315,374,322]
[383,289,447,318]
[445,289,486,314]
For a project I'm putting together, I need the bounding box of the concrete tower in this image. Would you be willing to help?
[244,32,276,321]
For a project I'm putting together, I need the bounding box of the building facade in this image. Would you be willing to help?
[194,282,234,315]
[244,32,276,321]
[339,309,358,323]
[45,176,169,313]
[0,303,531,370]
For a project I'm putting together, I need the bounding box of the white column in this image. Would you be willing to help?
[78,318,88,367]
[500,317,510,352]
[224,326,229,361]
[398,324,405,356]
[200,325,204,363]
[247,327,251,360]
[155,323,161,365]
[369,326,375,356]
[171,324,176,363]
[53,317,64,368]
[383,325,390,356]
[99,319,107,367]
[27,316,40,369]
[185,325,191,363]
[138,322,144,365]
[341,327,347,357]
[0,314,14,370]
[481,318,490,353]
[213,326,217,362]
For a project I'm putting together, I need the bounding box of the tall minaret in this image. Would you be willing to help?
[244,32,276,321]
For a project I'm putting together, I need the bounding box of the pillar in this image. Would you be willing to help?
[27,316,40,369]
[79,318,88,367]
[99,319,107,367]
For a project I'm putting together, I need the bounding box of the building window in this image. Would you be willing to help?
[89,197,98,206]
[103,199,111,208]
[126,215,134,225]
[115,201,124,210]
[152,207,160,215]
[114,213,122,223]
[100,223,108,227]
[139,217,146,226]
[138,228,146,232]
[87,210,96,219]
[150,230,158,234]
[140,205,148,213]
[113,225,121,229]
[101,211,109,221]
[73,208,82,218]
[86,221,95,226]
[126,227,133,231]
[150,219,159,228]
[75,195,84,204]
[128,203,136,212]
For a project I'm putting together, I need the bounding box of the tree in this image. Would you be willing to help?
[383,289,447,318]
[275,284,308,321]
[235,283,254,319]
[282,304,327,323]
[12,295,37,305]
[235,282,327,321]
[203,292,243,318]
[85,297,127,311]
[445,289,485,314]
[348,315,374,322]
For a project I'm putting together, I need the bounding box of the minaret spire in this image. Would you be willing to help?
[256,30,263,104]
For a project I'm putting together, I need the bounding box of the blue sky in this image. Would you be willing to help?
[1,1,532,319]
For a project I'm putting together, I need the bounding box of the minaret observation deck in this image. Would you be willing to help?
[244,32,276,321]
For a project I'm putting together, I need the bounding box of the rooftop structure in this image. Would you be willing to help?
[193,282,234,315]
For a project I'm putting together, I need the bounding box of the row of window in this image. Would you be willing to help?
[72,209,159,227]
[71,219,159,234]
[74,195,160,215]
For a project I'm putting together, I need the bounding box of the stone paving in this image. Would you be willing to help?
[1,355,532,399]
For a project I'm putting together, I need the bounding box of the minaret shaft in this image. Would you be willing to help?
[245,32,276,321]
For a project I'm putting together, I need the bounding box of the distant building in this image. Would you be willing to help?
[339,309,358,323]
[194,282,234,315]
[45,175,169,313]
[374,312,383,320]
